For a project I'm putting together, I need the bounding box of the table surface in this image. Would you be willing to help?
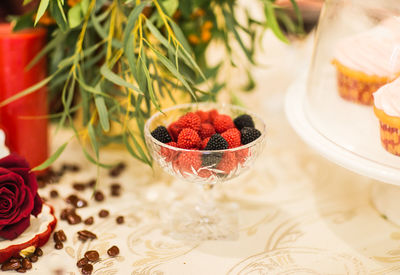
[7,32,400,275]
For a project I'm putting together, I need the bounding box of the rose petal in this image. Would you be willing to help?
[0,154,30,170]
[0,216,30,240]
[31,194,43,217]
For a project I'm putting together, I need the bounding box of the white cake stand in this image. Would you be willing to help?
[285,75,400,225]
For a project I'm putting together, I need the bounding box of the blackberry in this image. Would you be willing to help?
[204,134,228,151]
[234,114,255,130]
[151,126,172,143]
[240,127,261,145]
[202,153,223,168]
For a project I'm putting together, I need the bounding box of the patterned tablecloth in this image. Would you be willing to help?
[9,33,400,275]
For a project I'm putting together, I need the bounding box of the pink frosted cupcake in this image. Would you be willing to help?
[332,17,400,105]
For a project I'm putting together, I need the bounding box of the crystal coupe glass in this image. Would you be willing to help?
[144,103,266,240]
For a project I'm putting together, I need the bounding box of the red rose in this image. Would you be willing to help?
[0,154,42,240]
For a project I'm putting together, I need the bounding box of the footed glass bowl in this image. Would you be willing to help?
[144,103,266,240]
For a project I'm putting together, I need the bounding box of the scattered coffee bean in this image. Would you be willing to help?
[109,162,125,177]
[54,230,67,242]
[84,250,99,262]
[86,179,96,188]
[67,212,82,225]
[98,209,109,218]
[60,208,72,220]
[111,189,120,197]
[70,164,80,172]
[84,216,94,225]
[77,230,97,242]
[116,216,124,224]
[62,163,80,173]
[50,190,59,198]
[66,195,87,208]
[107,246,119,257]
[21,259,32,270]
[34,247,43,257]
[110,183,121,190]
[76,258,88,268]
[73,183,86,191]
[29,255,38,263]
[55,242,63,250]
[81,263,93,275]
[9,257,21,263]
[16,267,27,273]
[1,261,21,271]
[94,191,104,202]
[66,194,78,205]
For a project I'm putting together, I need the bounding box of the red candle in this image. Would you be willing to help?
[0,23,48,170]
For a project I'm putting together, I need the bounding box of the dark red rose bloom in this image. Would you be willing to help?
[0,154,42,240]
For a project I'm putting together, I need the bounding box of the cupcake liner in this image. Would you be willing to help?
[374,107,400,156]
[332,60,391,105]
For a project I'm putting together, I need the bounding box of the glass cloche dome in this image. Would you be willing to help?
[301,0,400,184]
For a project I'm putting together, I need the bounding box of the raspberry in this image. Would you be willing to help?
[151,126,172,143]
[195,110,210,123]
[168,122,182,141]
[176,112,201,132]
[221,128,241,148]
[236,148,249,165]
[199,123,216,139]
[213,114,234,133]
[201,137,210,150]
[241,127,261,145]
[204,134,228,150]
[177,150,201,175]
[217,152,237,174]
[161,142,178,162]
[177,128,201,149]
[234,114,255,130]
[208,109,219,124]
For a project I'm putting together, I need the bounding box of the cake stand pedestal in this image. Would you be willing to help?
[285,75,400,225]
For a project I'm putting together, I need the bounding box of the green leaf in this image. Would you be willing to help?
[289,0,304,33]
[100,65,143,93]
[88,124,99,158]
[49,0,68,31]
[161,0,178,16]
[140,55,160,111]
[32,141,68,171]
[94,95,110,132]
[12,11,34,31]
[23,0,34,5]
[145,41,196,100]
[34,0,50,26]
[68,4,82,28]
[0,72,56,107]
[263,0,289,43]
[80,0,90,15]
[122,2,146,48]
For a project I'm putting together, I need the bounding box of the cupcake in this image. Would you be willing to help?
[332,18,400,105]
[373,77,400,156]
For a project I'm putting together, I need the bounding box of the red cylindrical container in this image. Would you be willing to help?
[0,23,48,169]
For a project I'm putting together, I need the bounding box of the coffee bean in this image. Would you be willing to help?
[21,259,32,270]
[75,199,87,208]
[81,263,93,275]
[16,268,27,273]
[76,258,88,268]
[54,230,67,242]
[98,209,109,218]
[55,242,63,250]
[66,194,78,205]
[77,230,97,241]
[1,261,21,271]
[111,189,120,197]
[50,190,59,198]
[87,179,96,188]
[94,191,104,202]
[29,255,38,263]
[110,183,121,190]
[73,183,86,191]
[66,195,87,208]
[70,164,80,172]
[84,250,99,262]
[60,208,71,220]
[67,213,82,225]
[109,168,121,177]
[116,216,124,224]
[107,246,119,257]
[9,257,21,263]
[34,247,43,256]
[84,217,94,225]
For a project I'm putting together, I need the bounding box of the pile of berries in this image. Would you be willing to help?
[151,109,261,177]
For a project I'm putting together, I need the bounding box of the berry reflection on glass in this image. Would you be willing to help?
[145,103,266,240]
